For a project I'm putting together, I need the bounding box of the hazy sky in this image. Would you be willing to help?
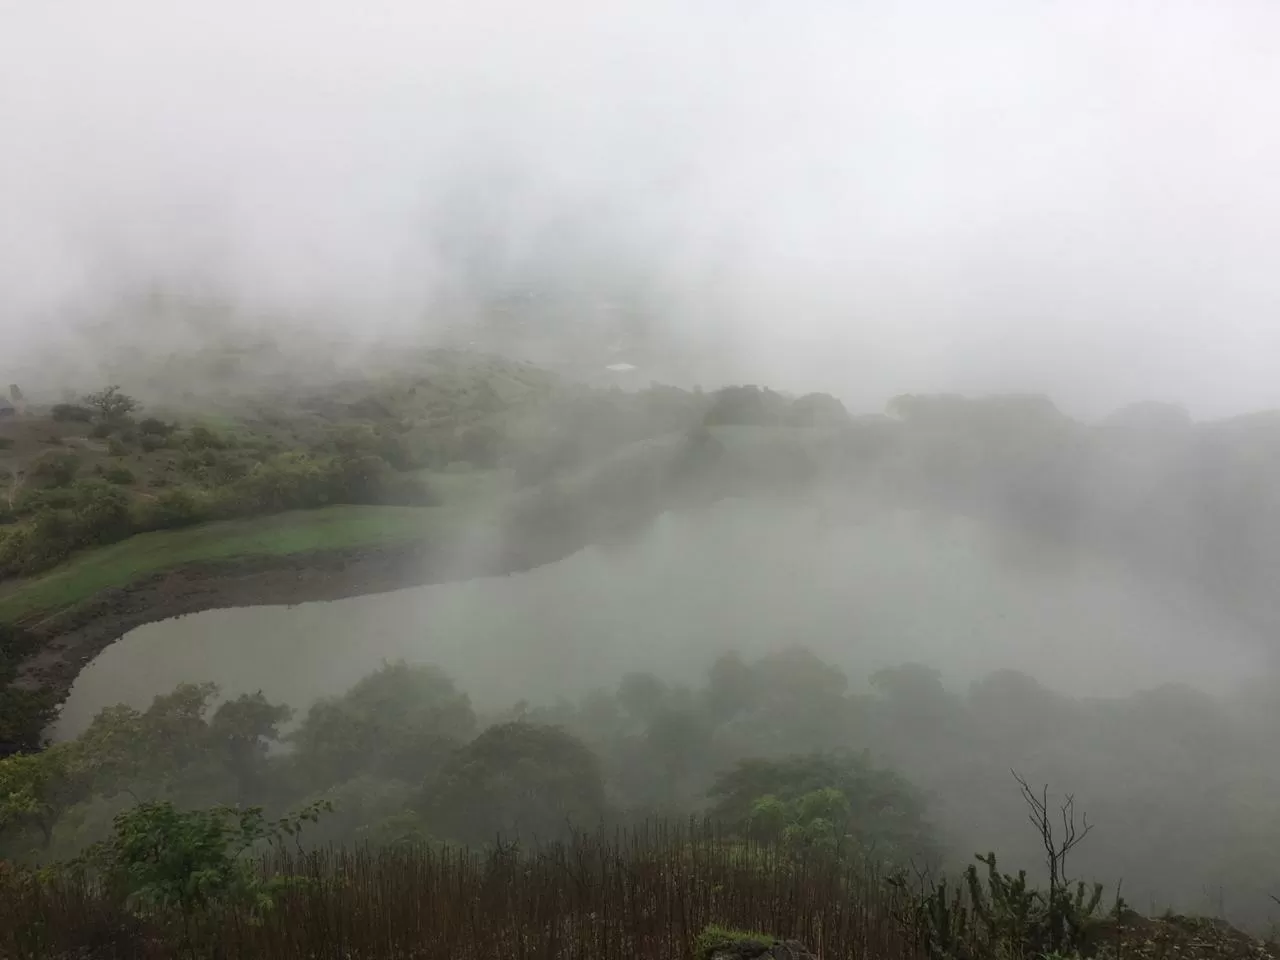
[4,1,1280,416]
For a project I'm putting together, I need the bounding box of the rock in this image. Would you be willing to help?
[702,934,817,960]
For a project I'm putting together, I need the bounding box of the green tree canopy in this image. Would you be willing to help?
[290,661,475,787]
[708,752,940,867]
[427,721,608,845]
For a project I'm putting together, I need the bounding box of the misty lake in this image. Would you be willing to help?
[53,499,1267,738]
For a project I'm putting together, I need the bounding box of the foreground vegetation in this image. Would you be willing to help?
[7,647,1280,942]
[2,822,917,960]
[3,808,1271,959]
[12,356,1280,953]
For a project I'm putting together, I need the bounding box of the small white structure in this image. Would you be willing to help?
[605,363,638,373]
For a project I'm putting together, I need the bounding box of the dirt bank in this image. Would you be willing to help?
[10,522,583,712]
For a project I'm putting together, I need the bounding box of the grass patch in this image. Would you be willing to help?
[694,925,778,959]
[0,504,469,623]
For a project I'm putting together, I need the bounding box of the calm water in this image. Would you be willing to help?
[54,500,1264,738]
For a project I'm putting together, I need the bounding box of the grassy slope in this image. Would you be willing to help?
[0,464,518,624]
[0,504,469,623]
[0,426,839,625]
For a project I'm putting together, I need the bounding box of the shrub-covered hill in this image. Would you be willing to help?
[0,353,851,594]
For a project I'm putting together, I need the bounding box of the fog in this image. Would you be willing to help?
[46,498,1280,926]
[54,500,1263,741]
[12,0,1280,938]
[6,1,1280,415]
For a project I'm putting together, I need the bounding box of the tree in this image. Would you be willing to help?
[705,651,757,723]
[290,662,475,787]
[704,385,790,426]
[716,648,860,757]
[71,683,221,796]
[427,721,608,845]
[616,671,670,727]
[0,744,75,848]
[788,392,850,427]
[870,663,961,738]
[708,752,939,867]
[82,386,138,422]
[209,692,293,805]
[748,786,853,853]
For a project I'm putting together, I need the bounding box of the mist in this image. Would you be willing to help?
[12,2,1280,948]
[6,0,1280,415]
[56,498,1266,741]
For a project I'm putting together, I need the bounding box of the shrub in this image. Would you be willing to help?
[139,434,168,452]
[67,480,133,546]
[101,464,135,486]
[0,437,12,450]
[138,487,212,530]
[231,454,330,513]
[0,687,59,751]
[88,422,112,439]
[138,417,172,437]
[695,926,777,959]
[0,510,76,574]
[77,799,329,921]
[185,425,226,451]
[106,437,129,457]
[28,450,81,488]
[50,403,93,423]
[178,450,218,476]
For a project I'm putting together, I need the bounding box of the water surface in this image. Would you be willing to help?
[55,500,1263,737]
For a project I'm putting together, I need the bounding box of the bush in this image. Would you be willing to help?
[78,800,329,921]
[178,450,217,476]
[0,510,75,574]
[230,454,330,514]
[137,487,212,531]
[184,425,226,451]
[28,450,81,488]
[73,483,132,545]
[138,417,172,437]
[139,434,168,452]
[50,403,93,423]
[101,464,135,486]
[106,437,129,457]
[0,437,12,450]
[88,422,112,439]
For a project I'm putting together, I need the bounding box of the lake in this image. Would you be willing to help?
[53,499,1265,737]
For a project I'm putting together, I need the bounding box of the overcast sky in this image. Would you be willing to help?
[4,0,1280,416]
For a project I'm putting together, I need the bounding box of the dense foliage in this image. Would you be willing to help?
[0,656,940,874]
